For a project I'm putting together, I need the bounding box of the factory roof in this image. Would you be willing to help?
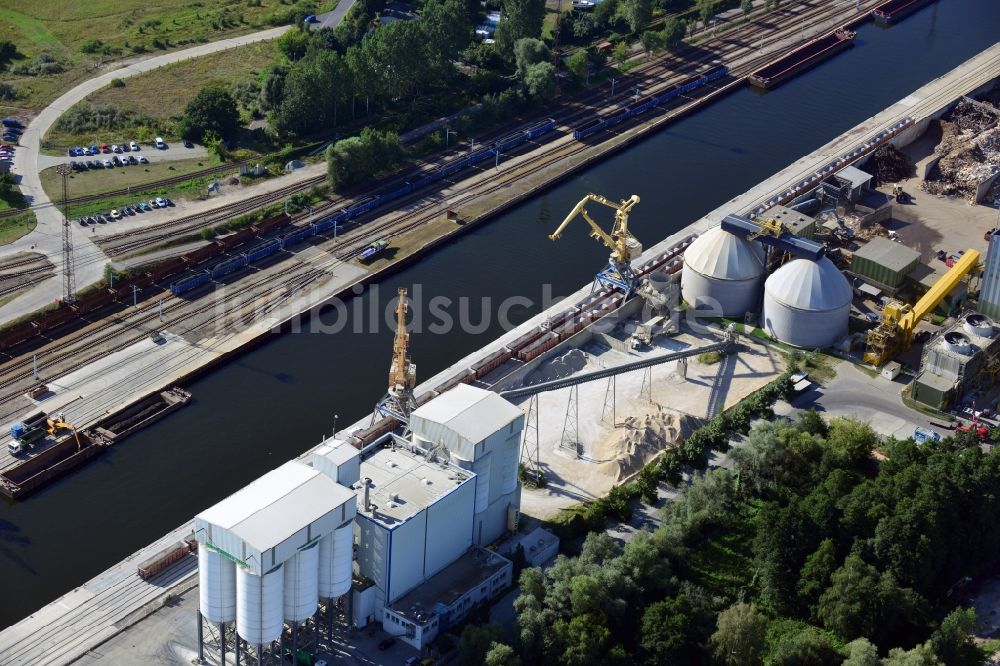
[854,237,920,273]
[765,205,815,235]
[195,461,355,572]
[388,548,511,625]
[837,165,873,190]
[682,225,765,281]
[765,257,853,311]
[410,384,522,449]
[359,445,470,528]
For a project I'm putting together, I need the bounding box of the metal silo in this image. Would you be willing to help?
[762,257,852,348]
[283,542,319,624]
[198,547,237,624]
[236,564,284,646]
[318,523,353,600]
[682,225,766,317]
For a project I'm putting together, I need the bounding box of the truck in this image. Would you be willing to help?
[913,427,940,444]
[359,238,389,263]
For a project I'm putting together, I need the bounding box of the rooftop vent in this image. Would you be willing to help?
[943,331,973,355]
[421,478,432,486]
[964,313,995,338]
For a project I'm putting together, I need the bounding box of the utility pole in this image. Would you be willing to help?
[469,138,476,154]
[610,77,617,98]
[445,128,456,147]
[132,284,139,307]
[56,164,77,303]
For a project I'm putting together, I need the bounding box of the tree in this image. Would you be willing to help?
[277,29,311,61]
[640,30,664,57]
[0,39,17,65]
[741,0,753,19]
[181,84,240,141]
[421,0,473,72]
[930,608,984,666]
[458,623,505,666]
[662,18,686,52]
[612,42,630,67]
[565,51,589,81]
[697,0,716,28]
[523,62,556,102]
[843,639,880,666]
[485,642,522,666]
[709,602,767,666]
[816,553,880,640]
[326,127,403,190]
[513,38,550,78]
[882,642,943,666]
[494,0,546,60]
[766,623,841,666]
[621,0,652,34]
[797,538,838,612]
[259,65,288,111]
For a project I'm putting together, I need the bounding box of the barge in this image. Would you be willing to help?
[749,28,856,90]
[873,0,937,24]
[0,388,191,500]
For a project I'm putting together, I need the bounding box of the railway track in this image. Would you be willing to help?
[0,0,882,422]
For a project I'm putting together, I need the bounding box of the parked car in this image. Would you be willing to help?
[129,140,139,151]
[112,156,122,166]
[128,155,138,165]
[183,139,193,148]
[138,202,149,211]
[121,142,130,152]
[149,199,159,209]
[377,638,396,651]
[66,148,76,157]
[103,159,112,168]
[112,144,121,153]
[137,155,148,164]
[130,201,142,212]
[90,144,99,154]
[155,137,166,149]
[304,14,318,23]
[110,209,122,219]
[125,206,136,215]
[87,215,99,225]
[75,146,85,156]
[100,143,110,153]
[77,218,87,227]
[154,197,166,208]
[1,117,21,127]
[163,197,174,207]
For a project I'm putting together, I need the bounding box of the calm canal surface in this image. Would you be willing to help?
[2,0,998,629]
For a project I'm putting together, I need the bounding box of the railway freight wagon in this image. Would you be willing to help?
[573,66,728,140]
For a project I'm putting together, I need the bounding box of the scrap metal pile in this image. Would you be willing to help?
[870,144,915,184]
[923,96,1000,203]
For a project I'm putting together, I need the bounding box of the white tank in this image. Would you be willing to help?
[964,313,995,338]
[762,257,852,348]
[198,547,236,624]
[499,438,518,495]
[236,564,284,645]
[473,452,492,514]
[682,226,766,317]
[283,543,319,623]
[318,524,353,599]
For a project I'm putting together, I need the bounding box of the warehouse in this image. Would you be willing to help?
[851,237,920,289]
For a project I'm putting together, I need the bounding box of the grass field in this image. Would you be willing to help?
[0,0,328,113]
[39,156,223,200]
[0,210,37,245]
[42,39,279,151]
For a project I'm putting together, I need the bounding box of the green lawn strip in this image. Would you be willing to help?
[0,210,37,245]
[39,156,225,200]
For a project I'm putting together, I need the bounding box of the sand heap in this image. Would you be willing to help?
[523,348,589,386]
[594,408,701,482]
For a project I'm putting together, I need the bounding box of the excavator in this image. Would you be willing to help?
[864,249,981,366]
[47,415,83,451]
[8,412,82,455]
[549,193,643,296]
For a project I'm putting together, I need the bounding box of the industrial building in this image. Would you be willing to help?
[761,256,853,348]
[980,234,1000,320]
[911,312,1000,408]
[765,205,817,239]
[191,384,522,661]
[851,236,920,290]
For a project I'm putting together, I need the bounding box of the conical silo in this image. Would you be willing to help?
[681,226,766,317]
[318,523,353,600]
[283,542,319,623]
[236,564,284,646]
[761,257,852,348]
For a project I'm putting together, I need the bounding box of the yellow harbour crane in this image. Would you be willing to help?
[864,249,981,366]
[374,287,417,423]
[549,193,643,295]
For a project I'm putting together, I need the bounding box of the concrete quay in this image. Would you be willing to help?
[1,41,999,666]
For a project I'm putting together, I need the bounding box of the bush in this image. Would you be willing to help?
[54,102,162,136]
[110,78,125,88]
[10,53,65,76]
[0,82,17,101]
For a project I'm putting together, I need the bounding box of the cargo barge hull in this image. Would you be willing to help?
[873,0,937,24]
[749,29,856,90]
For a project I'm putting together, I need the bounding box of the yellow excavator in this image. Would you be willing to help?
[864,249,981,366]
[47,414,82,451]
[549,193,643,295]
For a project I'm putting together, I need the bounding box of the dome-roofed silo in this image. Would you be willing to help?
[682,225,766,317]
[762,257,852,348]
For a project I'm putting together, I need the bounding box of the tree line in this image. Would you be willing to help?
[466,410,998,665]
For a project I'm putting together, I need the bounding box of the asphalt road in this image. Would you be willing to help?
[313,0,358,31]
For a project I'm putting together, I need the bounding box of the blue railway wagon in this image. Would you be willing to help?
[379,183,412,205]
[494,131,527,153]
[440,159,466,178]
[347,195,379,217]
[282,226,314,247]
[525,118,556,139]
[629,94,660,117]
[170,271,211,296]
[573,117,606,140]
[602,106,631,130]
[211,255,248,279]
[468,148,493,165]
[245,239,282,263]
[412,169,442,189]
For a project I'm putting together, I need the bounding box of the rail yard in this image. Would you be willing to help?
[3,0,1000,663]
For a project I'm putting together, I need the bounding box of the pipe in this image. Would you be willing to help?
[196,611,203,664]
[220,622,225,666]
[363,477,372,512]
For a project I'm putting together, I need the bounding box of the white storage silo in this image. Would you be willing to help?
[682,226,766,317]
[762,257,852,348]
[236,564,284,645]
[472,452,492,514]
[198,547,236,624]
[318,523,353,600]
[283,543,319,623]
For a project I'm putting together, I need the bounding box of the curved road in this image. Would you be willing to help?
[1,25,291,321]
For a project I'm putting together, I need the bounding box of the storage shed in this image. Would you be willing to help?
[851,237,920,289]
[764,205,816,239]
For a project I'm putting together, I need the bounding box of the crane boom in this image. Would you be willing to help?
[549,194,640,264]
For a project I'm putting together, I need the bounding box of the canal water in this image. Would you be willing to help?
[1,0,998,629]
